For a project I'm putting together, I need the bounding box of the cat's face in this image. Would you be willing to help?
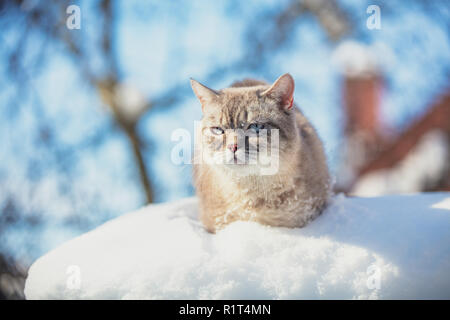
[192,74,298,176]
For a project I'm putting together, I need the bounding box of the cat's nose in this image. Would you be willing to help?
[227,144,238,153]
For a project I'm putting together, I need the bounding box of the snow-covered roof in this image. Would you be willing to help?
[351,92,450,195]
[352,130,449,196]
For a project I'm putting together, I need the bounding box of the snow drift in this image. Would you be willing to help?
[25,193,450,299]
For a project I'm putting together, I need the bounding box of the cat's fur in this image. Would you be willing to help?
[191,74,331,233]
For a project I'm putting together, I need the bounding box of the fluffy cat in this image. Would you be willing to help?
[190,73,331,233]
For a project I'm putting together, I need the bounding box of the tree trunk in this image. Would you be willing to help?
[124,126,153,204]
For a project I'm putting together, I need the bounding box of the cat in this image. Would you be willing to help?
[190,73,331,233]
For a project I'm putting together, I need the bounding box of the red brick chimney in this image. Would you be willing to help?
[343,75,382,141]
[333,41,385,191]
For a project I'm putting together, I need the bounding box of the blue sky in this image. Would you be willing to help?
[0,0,449,261]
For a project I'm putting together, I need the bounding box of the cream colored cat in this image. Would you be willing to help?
[191,74,331,233]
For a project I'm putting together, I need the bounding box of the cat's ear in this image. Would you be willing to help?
[190,78,220,110]
[261,73,295,110]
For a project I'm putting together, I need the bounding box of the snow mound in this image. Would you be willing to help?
[25,193,450,299]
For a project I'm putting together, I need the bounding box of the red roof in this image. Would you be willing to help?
[355,90,450,186]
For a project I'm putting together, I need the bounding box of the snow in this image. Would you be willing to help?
[331,41,394,77]
[113,81,148,122]
[25,193,450,300]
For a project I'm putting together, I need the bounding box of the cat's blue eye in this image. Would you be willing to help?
[248,123,265,134]
[210,127,224,135]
